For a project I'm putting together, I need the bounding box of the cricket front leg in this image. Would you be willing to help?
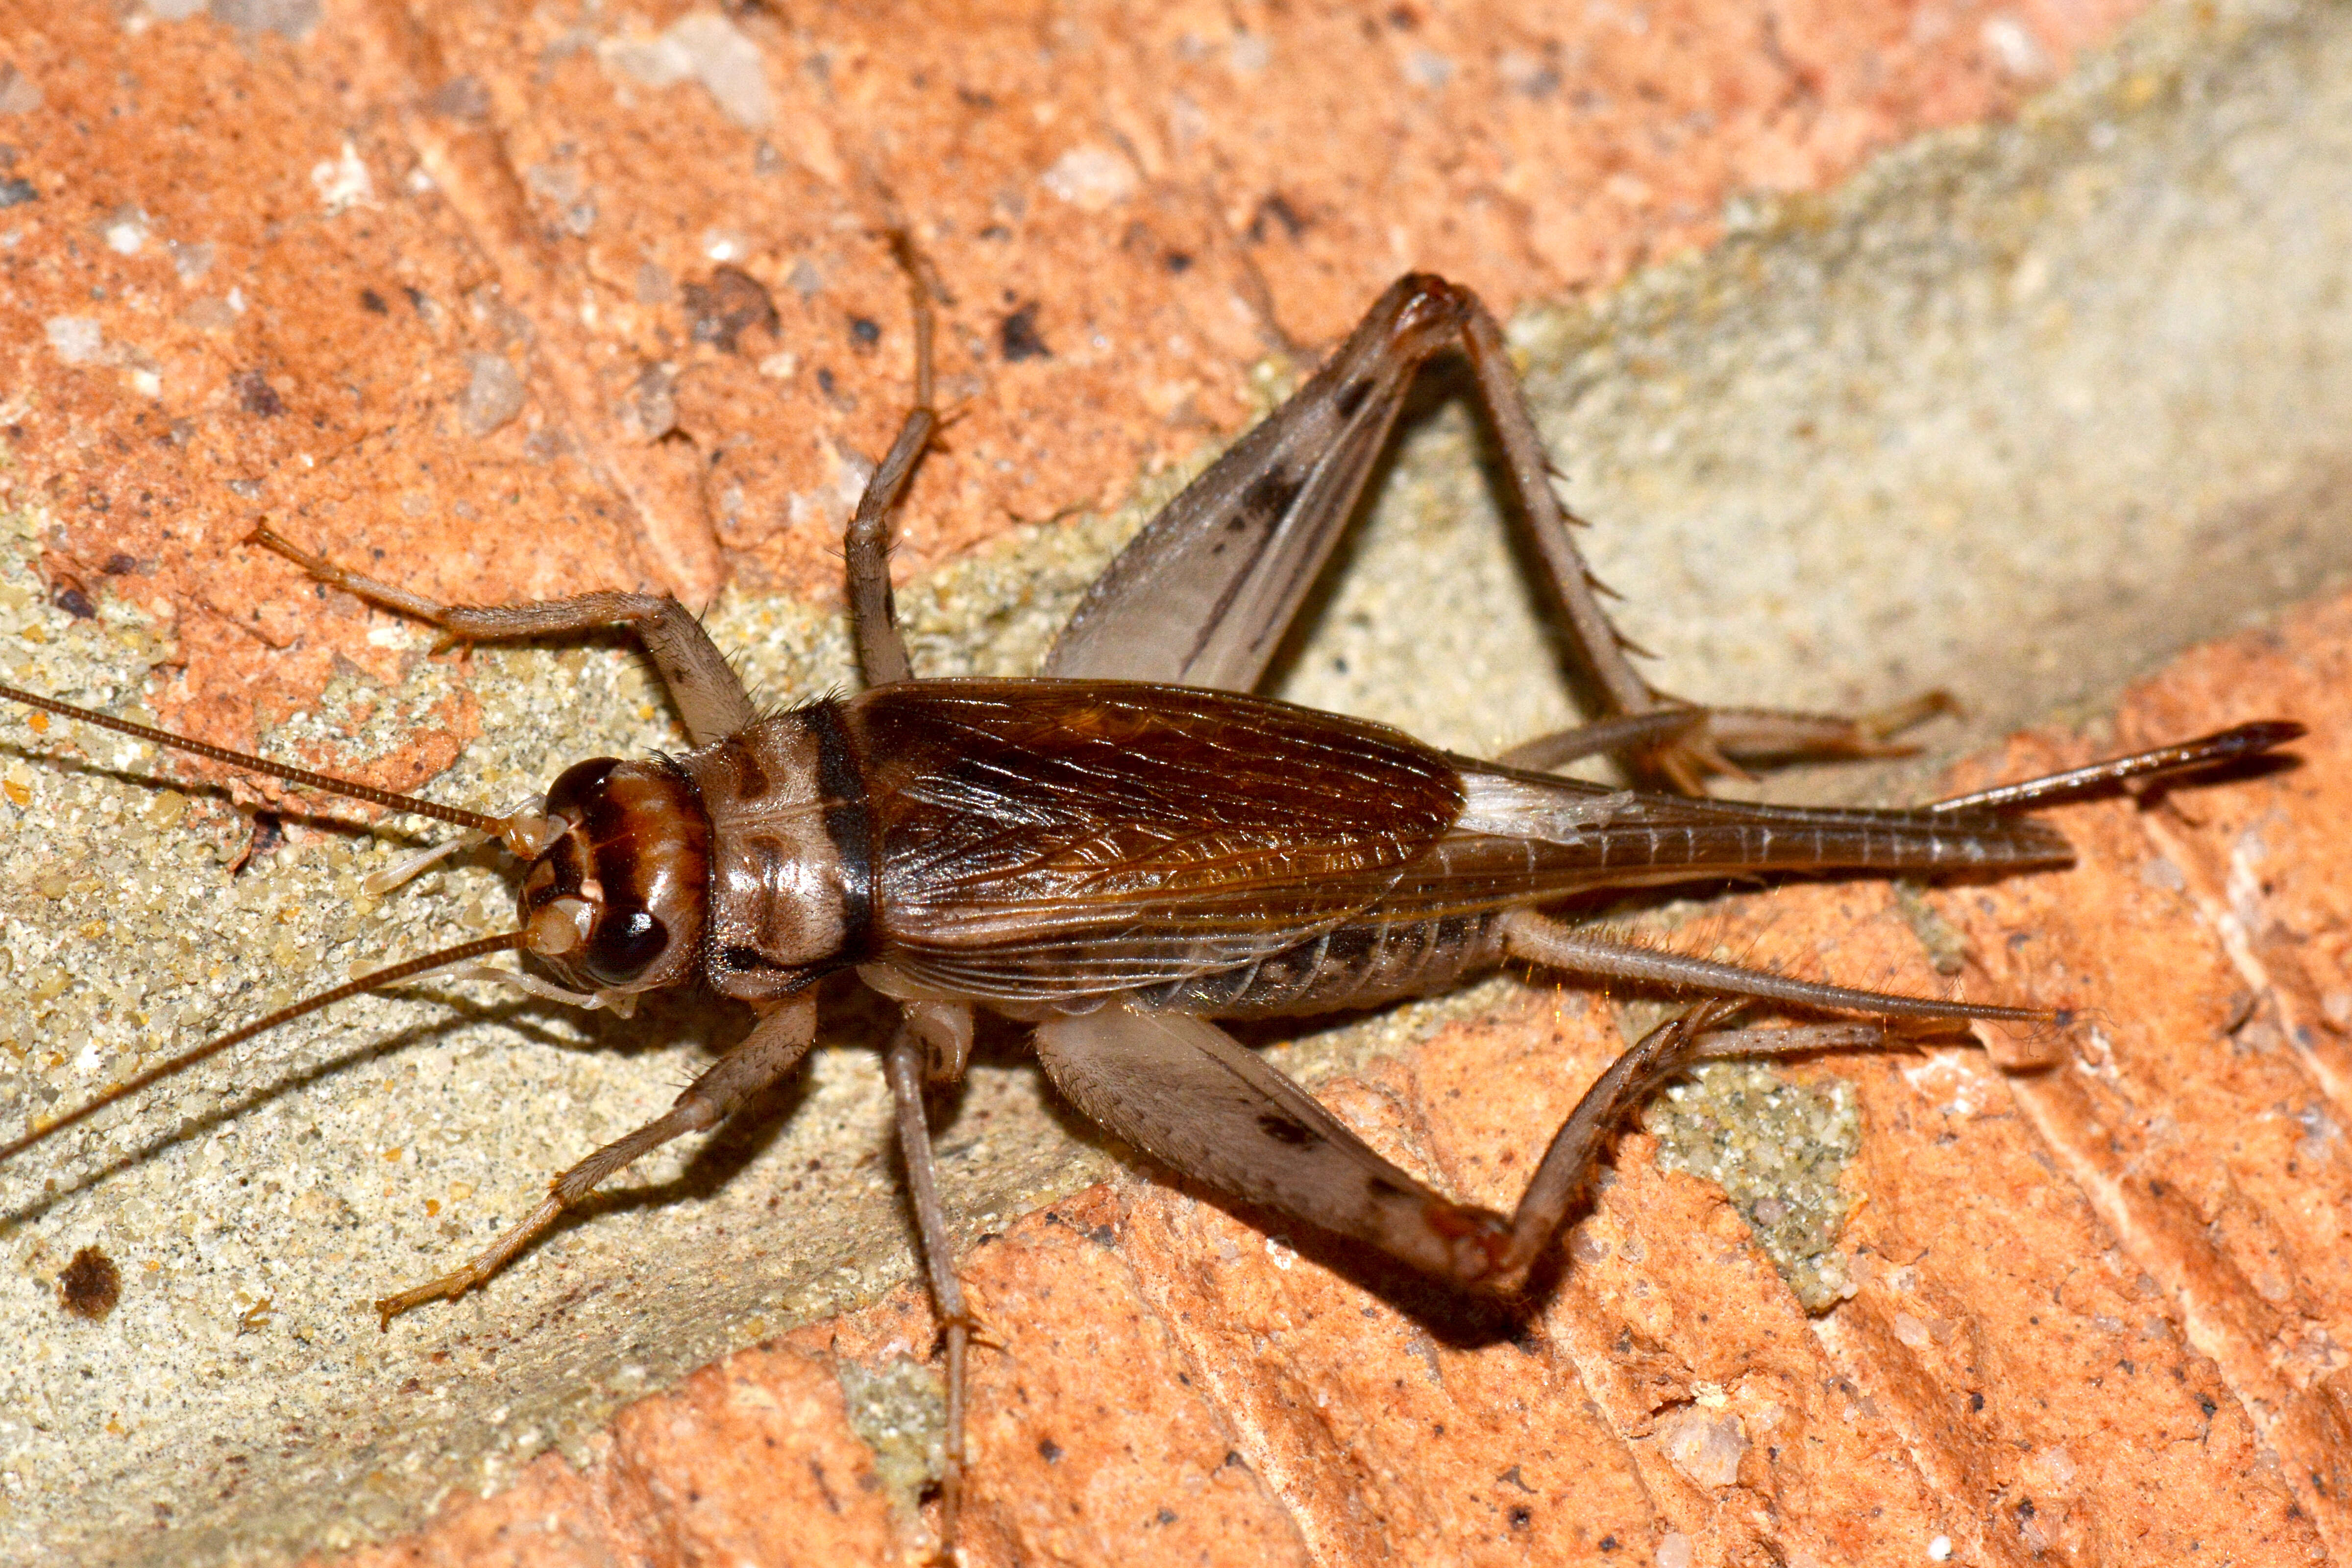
[373,996,817,1324]
[251,525,756,747]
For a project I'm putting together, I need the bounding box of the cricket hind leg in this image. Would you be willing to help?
[1032,997,1896,1301]
[1043,272,1664,716]
[372,996,817,1324]
[250,525,756,748]
[1431,295,1968,791]
[1498,908,2052,1024]
[1040,272,1935,793]
[1032,1002,1524,1285]
[1486,1003,1901,1285]
[1495,691,1958,775]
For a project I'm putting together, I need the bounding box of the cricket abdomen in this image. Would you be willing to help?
[1130,765,2074,1018]
[1134,909,1509,1018]
[1434,765,2076,896]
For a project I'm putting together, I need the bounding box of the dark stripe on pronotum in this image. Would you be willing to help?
[805,698,878,963]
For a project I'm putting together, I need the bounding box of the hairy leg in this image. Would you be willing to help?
[252,525,756,746]
[373,996,816,1323]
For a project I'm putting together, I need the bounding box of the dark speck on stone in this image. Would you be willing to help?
[999,301,1050,362]
[683,266,779,354]
[233,369,285,417]
[1247,193,1307,243]
[849,315,881,346]
[0,178,35,208]
[53,585,96,619]
[59,1247,121,1320]
[359,288,389,314]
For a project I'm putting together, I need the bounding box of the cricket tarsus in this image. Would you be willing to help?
[4,266,2309,1555]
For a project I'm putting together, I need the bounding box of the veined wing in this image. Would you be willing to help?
[846,680,1465,996]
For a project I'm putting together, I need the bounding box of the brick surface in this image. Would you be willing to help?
[1,0,2141,754]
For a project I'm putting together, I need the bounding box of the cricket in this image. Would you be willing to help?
[0,264,2302,1548]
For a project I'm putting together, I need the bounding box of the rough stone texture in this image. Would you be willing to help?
[6,0,2352,1562]
[2,0,2154,764]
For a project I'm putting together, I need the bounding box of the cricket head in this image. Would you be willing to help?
[513,756,710,997]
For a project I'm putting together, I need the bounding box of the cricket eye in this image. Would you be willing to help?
[582,905,670,985]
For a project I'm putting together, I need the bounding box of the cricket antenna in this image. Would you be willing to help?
[0,931,528,1167]
[0,682,560,854]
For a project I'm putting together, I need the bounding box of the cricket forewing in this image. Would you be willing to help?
[827,679,2074,1013]
[0,268,2304,1552]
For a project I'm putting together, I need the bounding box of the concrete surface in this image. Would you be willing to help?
[1,0,2350,1561]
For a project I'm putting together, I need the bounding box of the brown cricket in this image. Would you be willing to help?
[0,269,2301,1543]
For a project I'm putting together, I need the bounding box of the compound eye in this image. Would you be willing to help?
[583,906,669,984]
[544,758,622,820]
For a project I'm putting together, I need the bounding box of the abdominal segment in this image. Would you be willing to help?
[1131,909,1510,1017]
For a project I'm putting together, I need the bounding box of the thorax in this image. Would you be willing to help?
[674,705,872,1001]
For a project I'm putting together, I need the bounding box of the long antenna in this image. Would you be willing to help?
[0,681,504,834]
[0,931,527,1166]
